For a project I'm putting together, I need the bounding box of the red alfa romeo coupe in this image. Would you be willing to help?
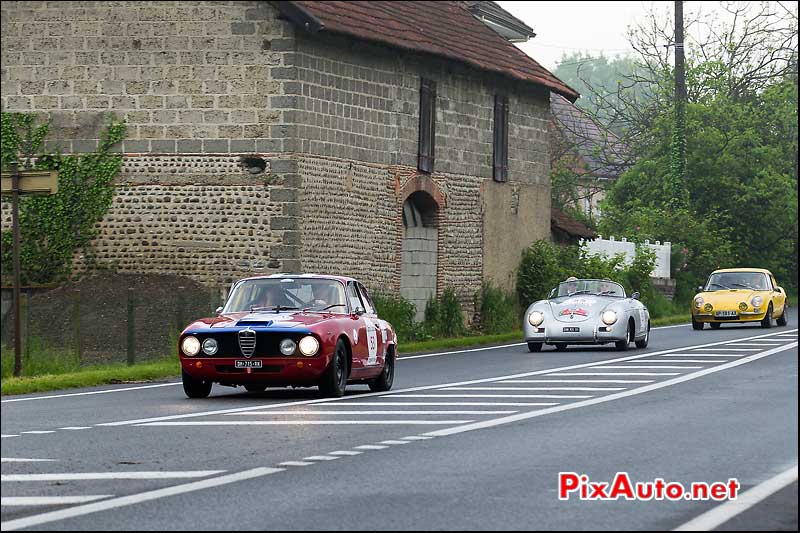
[179,274,397,398]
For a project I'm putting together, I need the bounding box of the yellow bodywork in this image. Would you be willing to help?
[692,268,787,323]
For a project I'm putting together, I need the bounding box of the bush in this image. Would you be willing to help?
[474,282,518,334]
[517,240,562,305]
[371,292,429,343]
[425,288,467,338]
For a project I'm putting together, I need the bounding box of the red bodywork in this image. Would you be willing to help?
[179,274,396,388]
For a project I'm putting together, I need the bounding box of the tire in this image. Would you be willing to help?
[616,322,634,351]
[182,369,212,399]
[760,304,773,328]
[527,342,543,352]
[554,343,567,352]
[635,322,650,348]
[368,347,395,392]
[709,322,721,329]
[244,384,267,393]
[319,338,348,397]
[776,308,788,327]
[692,317,704,330]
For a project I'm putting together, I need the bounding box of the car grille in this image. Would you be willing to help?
[238,329,256,358]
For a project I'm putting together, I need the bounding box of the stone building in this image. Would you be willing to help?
[1,1,578,319]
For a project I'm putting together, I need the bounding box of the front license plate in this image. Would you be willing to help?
[715,311,737,317]
[562,327,580,333]
[235,360,262,368]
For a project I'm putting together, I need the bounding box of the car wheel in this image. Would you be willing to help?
[554,343,567,352]
[244,384,267,393]
[319,338,348,397]
[692,317,704,330]
[182,369,212,399]
[635,322,650,348]
[776,307,788,327]
[760,304,773,328]
[709,322,721,329]
[368,347,395,392]
[616,322,634,350]
[527,342,543,352]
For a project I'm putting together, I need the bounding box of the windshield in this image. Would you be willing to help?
[705,272,769,291]
[224,278,348,313]
[554,279,625,298]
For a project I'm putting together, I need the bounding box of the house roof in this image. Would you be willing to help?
[458,1,536,42]
[272,1,579,102]
[551,207,597,240]
[550,92,631,179]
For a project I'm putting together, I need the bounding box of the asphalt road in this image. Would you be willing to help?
[1,316,797,531]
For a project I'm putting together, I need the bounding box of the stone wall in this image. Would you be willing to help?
[0,0,296,153]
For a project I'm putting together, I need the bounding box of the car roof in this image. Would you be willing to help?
[711,268,773,275]
[236,273,358,284]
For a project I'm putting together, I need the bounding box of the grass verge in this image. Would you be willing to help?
[651,314,691,327]
[400,330,524,355]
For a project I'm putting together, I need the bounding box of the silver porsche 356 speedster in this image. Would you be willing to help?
[523,278,651,352]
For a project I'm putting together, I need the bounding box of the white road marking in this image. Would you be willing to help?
[693,348,758,351]
[0,383,181,403]
[327,402,558,407]
[20,431,55,435]
[398,394,592,399]
[445,387,625,391]
[224,410,519,415]
[499,379,654,384]
[2,471,224,482]
[94,329,797,427]
[58,427,92,431]
[380,440,411,445]
[546,372,680,376]
[660,353,749,357]
[1,435,20,439]
[1,496,112,507]
[303,456,340,461]
[398,343,526,360]
[423,342,797,438]
[0,467,283,532]
[328,450,363,456]
[138,420,475,426]
[401,436,434,441]
[588,365,703,369]
[636,359,726,363]
[278,461,313,467]
[354,444,388,450]
[727,342,787,346]
[673,465,799,531]
[1,458,56,463]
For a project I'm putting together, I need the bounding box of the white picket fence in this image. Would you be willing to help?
[580,236,671,279]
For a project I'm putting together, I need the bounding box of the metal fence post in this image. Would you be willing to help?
[22,290,30,362]
[127,287,135,366]
[73,289,82,363]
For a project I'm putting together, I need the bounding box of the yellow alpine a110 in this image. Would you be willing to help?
[691,268,788,330]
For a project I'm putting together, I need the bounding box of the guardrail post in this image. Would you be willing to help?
[127,287,135,366]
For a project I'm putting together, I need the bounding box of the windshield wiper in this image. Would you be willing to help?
[250,305,299,312]
[708,283,729,290]
[302,303,347,313]
[730,283,751,289]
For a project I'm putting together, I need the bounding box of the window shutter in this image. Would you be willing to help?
[493,94,509,182]
[418,78,436,173]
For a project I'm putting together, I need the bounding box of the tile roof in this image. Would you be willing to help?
[276,1,578,101]
[551,207,598,239]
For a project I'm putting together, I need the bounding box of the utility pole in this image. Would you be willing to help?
[671,0,687,207]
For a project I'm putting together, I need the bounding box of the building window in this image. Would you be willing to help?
[493,94,509,182]
[418,78,436,173]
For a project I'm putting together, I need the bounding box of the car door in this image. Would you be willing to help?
[345,281,370,373]
[769,274,786,316]
[357,283,385,369]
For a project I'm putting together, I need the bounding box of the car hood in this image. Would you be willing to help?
[699,290,763,308]
[184,311,333,332]
[547,295,618,323]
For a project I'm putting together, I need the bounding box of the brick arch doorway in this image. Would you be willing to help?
[400,191,439,321]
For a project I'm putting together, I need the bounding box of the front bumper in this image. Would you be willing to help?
[692,310,767,323]
[524,323,626,344]
[180,354,332,386]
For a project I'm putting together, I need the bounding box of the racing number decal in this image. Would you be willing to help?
[366,321,378,365]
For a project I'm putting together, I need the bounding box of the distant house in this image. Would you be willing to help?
[549,92,631,219]
[1,1,578,320]
[550,206,597,245]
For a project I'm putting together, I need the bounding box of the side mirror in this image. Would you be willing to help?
[631,292,640,300]
[548,288,556,299]
[775,287,782,293]
[698,286,703,291]
[354,306,366,316]
[215,306,223,315]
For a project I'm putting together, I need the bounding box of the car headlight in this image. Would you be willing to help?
[279,338,297,356]
[298,335,319,356]
[202,338,218,356]
[601,310,617,325]
[182,336,200,357]
[750,296,762,308]
[528,311,544,326]
[694,296,704,309]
